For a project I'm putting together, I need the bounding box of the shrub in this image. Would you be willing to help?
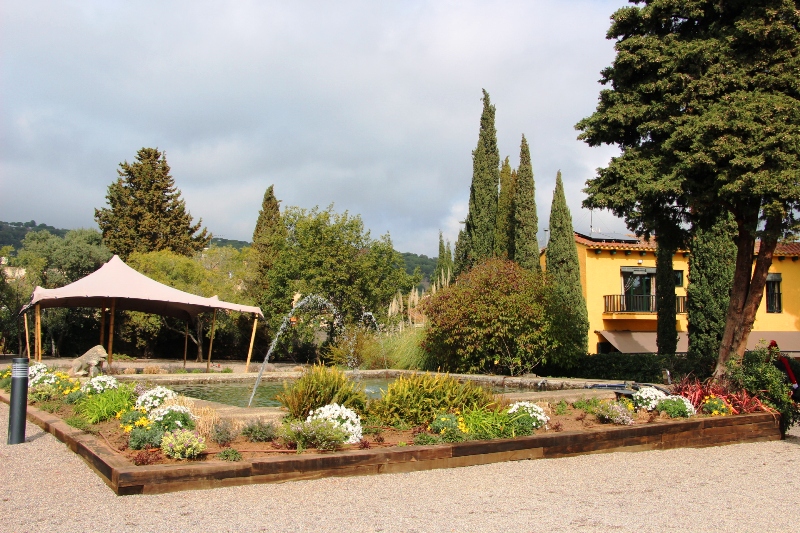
[421,259,556,375]
[241,419,277,442]
[129,427,165,450]
[429,413,467,442]
[656,396,696,418]
[632,387,668,411]
[412,432,441,445]
[307,403,362,444]
[370,373,496,427]
[149,405,196,432]
[572,397,602,414]
[118,408,150,432]
[30,384,59,403]
[133,450,159,465]
[218,448,242,461]
[65,390,85,404]
[276,365,367,419]
[210,420,237,447]
[81,375,119,395]
[135,386,178,412]
[507,401,549,430]
[76,385,135,423]
[595,401,635,425]
[161,429,206,459]
[554,400,569,416]
[280,418,348,452]
[701,395,732,416]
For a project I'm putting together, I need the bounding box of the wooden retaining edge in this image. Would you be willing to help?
[0,392,782,495]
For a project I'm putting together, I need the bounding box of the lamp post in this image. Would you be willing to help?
[7,358,29,444]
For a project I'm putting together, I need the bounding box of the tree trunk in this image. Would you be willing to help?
[195,318,204,363]
[714,215,778,377]
[656,241,678,355]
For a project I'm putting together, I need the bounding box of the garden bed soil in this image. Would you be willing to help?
[1,391,782,495]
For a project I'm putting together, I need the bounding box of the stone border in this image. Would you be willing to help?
[1,392,781,496]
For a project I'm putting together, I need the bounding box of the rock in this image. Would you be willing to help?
[70,345,107,377]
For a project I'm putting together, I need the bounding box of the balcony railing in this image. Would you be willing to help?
[603,294,687,314]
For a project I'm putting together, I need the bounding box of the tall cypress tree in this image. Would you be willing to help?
[95,147,211,260]
[433,231,448,285]
[545,171,588,364]
[495,157,515,258]
[456,89,500,274]
[513,134,540,271]
[250,185,286,306]
[687,213,736,376]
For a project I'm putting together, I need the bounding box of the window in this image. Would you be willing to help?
[766,273,782,313]
[621,267,656,312]
[673,270,684,287]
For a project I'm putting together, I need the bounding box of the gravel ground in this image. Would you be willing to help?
[1,402,798,533]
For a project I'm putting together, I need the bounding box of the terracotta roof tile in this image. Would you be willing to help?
[572,232,800,256]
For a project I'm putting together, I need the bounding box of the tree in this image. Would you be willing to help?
[495,157,516,258]
[545,172,589,364]
[95,148,211,260]
[513,134,540,271]
[455,89,500,274]
[432,231,453,288]
[576,1,800,375]
[422,259,556,376]
[687,213,737,376]
[249,185,286,305]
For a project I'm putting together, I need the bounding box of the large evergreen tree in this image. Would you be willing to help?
[545,172,588,364]
[513,134,540,271]
[495,157,516,259]
[577,1,800,375]
[95,148,211,260]
[687,213,737,376]
[250,185,286,306]
[455,89,499,274]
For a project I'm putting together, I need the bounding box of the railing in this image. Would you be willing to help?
[603,295,687,314]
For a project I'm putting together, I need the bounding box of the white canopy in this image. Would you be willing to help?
[23,255,263,320]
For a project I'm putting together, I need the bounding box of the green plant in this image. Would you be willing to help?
[149,405,196,432]
[554,400,569,416]
[572,397,602,414]
[64,415,90,431]
[369,373,496,427]
[161,429,206,459]
[656,396,694,418]
[64,390,85,405]
[429,413,467,442]
[129,427,165,450]
[412,432,441,445]
[76,385,135,423]
[701,395,732,416]
[29,384,59,403]
[280,418,348,452]
[276,365,367,419]
[218,448,242,461]
[241,419,277,442]
[221,367,234,373]
[422,259,556,375]
[210,420,237,447]
[37,400,61,413]
[595,401,635,425]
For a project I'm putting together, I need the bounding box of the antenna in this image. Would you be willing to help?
[590,209,594,233]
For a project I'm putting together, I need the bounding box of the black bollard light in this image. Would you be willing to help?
[7,357,29,445]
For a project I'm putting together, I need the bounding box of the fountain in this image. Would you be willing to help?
[248,294,343,407]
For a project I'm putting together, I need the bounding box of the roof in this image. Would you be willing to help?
[598,330,800,353]
[22,255,263,320]
[573,232,800,256]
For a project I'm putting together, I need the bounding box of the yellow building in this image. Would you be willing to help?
[552,232,800,354]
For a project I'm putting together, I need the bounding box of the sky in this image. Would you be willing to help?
[1,0,631,258]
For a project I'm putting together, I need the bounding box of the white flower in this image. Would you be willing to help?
[508,401,549,428]
[307,403,363,444]
[149,404,196,423]
[136,386,178,412]
[28,363,50,387]
[81,375,119,394]
[632,387,667,411]
[661,395,696,416]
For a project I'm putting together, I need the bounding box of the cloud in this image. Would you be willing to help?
[1,0,629,256]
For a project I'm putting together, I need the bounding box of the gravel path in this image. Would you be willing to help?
[1,402,798,533]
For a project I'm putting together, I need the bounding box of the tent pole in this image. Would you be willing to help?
[245,316,258,373]
[35,304,41,362]
[107,299,116,366]
[206,309,217,373]
[183,321,189,369]
[23,313,31,360]
[99,307,106,347]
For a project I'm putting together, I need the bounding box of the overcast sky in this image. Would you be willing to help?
[1,0,630,257]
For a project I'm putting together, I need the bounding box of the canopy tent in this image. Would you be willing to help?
[597,330,800,354]
[22,255,264,370]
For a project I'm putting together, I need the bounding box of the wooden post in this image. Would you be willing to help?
[23,313,31,360]
[107,299,116,365]
[35,304,41,362]
[183,321,189,369]
[99,307,106,347]
[206,309,217,372]
[245,316,258,373]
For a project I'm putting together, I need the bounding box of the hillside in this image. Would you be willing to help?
[0,221,69,250]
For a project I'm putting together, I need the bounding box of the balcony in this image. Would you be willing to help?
[603,294,687,314]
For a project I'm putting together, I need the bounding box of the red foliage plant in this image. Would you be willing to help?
[671,376,775,415]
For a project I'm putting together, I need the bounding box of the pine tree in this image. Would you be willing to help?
[545,171,588,364]
[457,89,500,273]
[95,148,211,260]
[687,213,736,376]
[513,134,540,271]
[250,185,286,305]
[495,157,516,258]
